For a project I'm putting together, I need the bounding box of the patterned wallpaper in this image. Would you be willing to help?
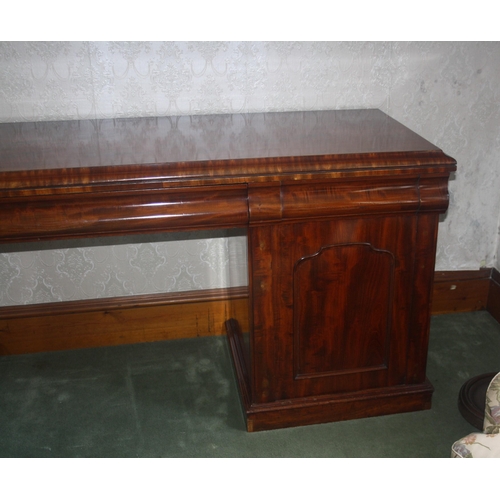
[1,41,499,306]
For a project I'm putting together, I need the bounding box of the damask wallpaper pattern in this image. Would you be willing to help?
[0,41,499,306]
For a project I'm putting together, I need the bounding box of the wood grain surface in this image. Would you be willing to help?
[0,109,457,431]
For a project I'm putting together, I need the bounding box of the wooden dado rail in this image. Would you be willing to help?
[0,109,457,431]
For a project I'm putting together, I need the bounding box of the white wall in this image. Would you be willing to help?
[1,41,500,306]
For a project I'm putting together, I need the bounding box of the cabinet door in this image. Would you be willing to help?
[249,215,419,404]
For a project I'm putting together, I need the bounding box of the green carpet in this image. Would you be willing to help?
[0,311,499,457]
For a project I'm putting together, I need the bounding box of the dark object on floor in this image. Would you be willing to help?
[458,372,497,429]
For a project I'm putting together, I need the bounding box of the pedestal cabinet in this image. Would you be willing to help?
[0,109,456,431]
[227,173,452,430]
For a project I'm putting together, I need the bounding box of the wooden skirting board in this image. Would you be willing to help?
[487,268,500,325]
[1,270,499,356]
[432,268,500,325]
[0,287,249,355]
[432,268,493,315]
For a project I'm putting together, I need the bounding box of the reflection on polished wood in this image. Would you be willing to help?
[0,109,456,431]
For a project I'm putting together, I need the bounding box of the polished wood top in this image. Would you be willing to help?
[0,109,455,192]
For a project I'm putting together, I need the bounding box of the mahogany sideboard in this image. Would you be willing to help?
[0,109,456,431]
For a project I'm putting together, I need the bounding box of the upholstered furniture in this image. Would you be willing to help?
[452,372,500,457]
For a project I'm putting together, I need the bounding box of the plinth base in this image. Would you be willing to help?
[226,319,434,432]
